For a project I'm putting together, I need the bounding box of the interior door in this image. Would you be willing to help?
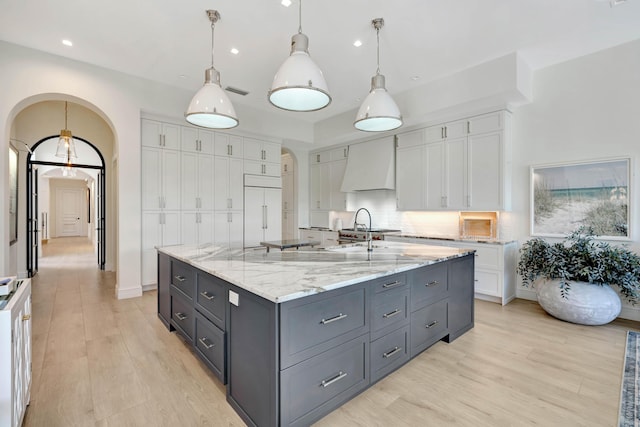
[56,188,83,236]
[244,186,264,248]
[27,166,38,277]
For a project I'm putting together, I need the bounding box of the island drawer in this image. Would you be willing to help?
[370,288,409,340]
[280,284,368,368]
[280,335,369,427]
[171,290,194,344]
[171,259,195,299]
[370,273,407,294]
[194,311,226,384]
[410,263,448,311]
[370,325,409,383]
[195,272,226,329]
[410,298,448,357]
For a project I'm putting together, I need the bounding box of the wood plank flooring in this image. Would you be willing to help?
[23,237,639,426]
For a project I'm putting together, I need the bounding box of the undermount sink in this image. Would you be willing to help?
[324,242,398,253]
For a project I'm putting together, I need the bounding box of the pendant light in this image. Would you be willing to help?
[185,10,239,129]
[55,101,78,159]
[354,18,403,132]
[268,0,331,112]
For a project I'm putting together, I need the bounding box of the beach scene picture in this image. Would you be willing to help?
[531,159,629,238]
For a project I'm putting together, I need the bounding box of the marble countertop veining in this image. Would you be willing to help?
[385,232,516,245]
[157,242,474,304]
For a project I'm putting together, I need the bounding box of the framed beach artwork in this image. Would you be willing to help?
[530,158,630,239]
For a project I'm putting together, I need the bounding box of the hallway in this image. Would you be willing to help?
[24,237,242,426]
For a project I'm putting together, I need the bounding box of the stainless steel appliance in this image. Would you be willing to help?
[338,228,401,244]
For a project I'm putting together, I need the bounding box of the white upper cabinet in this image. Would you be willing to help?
[141,147,180,211]
[181,127,214,154]
[214,133,243,158]
[181,152,214,211]
[396,110,511,211]
[244,138,281,163]
[214,156,244,211]
[141,119,180,150]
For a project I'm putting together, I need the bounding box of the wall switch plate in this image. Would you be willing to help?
[229,290,239,306]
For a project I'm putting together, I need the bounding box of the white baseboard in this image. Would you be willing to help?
[142,283,157,292]
[116,285,142,300]
[516,288,537,301]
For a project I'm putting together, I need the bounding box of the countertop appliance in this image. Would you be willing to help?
[338,228,401,243]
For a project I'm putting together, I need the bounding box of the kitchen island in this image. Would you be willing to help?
[157,242,475,427]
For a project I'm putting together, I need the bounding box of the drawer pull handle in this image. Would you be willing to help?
[200,291,215,301]
[425,280,439,287]
[383,309,401,319]
[23,314,31,321]
[425,320,438,329]
[320,371,348,388]
[175,312,187,321]
[382,280,402,289]
[175,275,186,282]
[199,337,215,349]
[320,313,348,325]
[383,346,402,359]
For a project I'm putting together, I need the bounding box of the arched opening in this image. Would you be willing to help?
[26,135,106,275]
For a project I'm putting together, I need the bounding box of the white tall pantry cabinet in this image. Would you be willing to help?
[0,279,32,427]
[244,177,282,248]
[141,118,281,286]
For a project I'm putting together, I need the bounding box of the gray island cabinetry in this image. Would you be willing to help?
[157,243,474,427]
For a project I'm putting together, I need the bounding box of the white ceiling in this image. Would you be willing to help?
[1,0,639,123]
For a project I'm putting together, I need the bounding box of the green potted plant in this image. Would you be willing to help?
[517,226,640,325]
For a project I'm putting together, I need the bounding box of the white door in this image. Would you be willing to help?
[244,186,264,248]
[264,188,282,242]
[56,188,83,237]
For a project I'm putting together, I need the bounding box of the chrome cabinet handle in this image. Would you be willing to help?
[199,337,214,349]
[174,275,186,282]
[383,346,402,359]
[320,313,347,325]
[382,280,402,289]
[383,309,401,319]
[227,198,232,209]
[425,320,438,329]
[426,280,439,287]
[175,312,187,321]
[320,371,347,388]
[467,120,471,134]
[200,291,215,301]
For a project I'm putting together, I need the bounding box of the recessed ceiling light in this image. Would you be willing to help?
[610,0,626,6]
[230,48,239,55]
[62,39,73,47]
[353,40,362,47]
[410,75,421,81]
[179,74,188,79]
[281,0,292,7]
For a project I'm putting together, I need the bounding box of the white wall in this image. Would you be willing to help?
[0,41,314,298]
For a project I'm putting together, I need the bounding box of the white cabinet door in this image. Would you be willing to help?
[444,137,467,209]
[243,138,263,161]
[229,158,244,210]
[141,119,163,148]
[181,211,198,245]
[214,133,243,157]
[264,187,282,242]
[263,141,281,163]
[181,152,198,210]
[425,124,445,143]
[329,159,347,211]
[299,229,322,242]
[162,123,180,150]
[141,147,162,210]
[163,212,181,246]
[141,211,162,286]
[198,155,215,210]
[214,156,230,210]
[468,132,502,210]
[229,211,244,248]
[396,145,425,210]
[425,142,446,209]
[181,127,199,153]
[214,212,230,248]
[199,212,215,245]
[161,150,181,210]
[468,112,502,135]
[244,186,264,247]
[310,164,321,211]
[198,129,215,154]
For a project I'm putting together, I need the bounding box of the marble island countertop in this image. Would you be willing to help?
[157,241,474,304]
[385,232,516,245]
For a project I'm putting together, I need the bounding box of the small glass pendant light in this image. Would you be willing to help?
[55,101,78,158]
[268,0,331,112]
[185,10,239,129]
[354,18,403,132]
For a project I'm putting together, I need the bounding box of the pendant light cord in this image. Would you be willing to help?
[210,19,216,68]
[376,26,381,75]
[64,101,68,129]
[298,0,303,34]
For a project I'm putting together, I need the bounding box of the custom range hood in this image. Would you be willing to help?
[340,136,395,192]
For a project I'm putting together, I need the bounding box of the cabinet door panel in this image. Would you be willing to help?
[310,164,321,211]
[329,159,347,211]
[410,262,448,311]
[198,212,214,245]
[181,212,198,246]
[263,188,282,242]
[213,212,230,248]
[141,212,161,286]
[243,138,263,161]
[444,137,467,209]
[141,119,162,148]
[425,142,445,209]
[229,158,244,211]
[181,127,199,153]
[214,156,230,210]
[197,155,215,210]
[244,186,264,248]
[396,129,424,149]
[162,212,181,247]
[194,312,226,383]
[171,291,194,343]
[141,148,162,210]
[198,129,215,154]
[410,298,448,357]
[229,211,244,248]
[468,112,502,135]
[263,141,281,163]
[162,123,181,150]
[181,153,198,210]
[196,272,226,329]
[468,132,502,210]
[370,325,409,383]
[162,150,181,210]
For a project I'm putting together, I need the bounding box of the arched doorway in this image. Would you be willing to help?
[26,136,106,276]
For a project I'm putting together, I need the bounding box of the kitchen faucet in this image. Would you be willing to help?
[353,208,373,252]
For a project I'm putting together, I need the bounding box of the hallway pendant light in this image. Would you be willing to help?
[55,101,78,159]
[185,10,239,129]
[268,0,331,111]
[354,18,403,132]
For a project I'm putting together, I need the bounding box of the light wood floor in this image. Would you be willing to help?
[23,237,638,426]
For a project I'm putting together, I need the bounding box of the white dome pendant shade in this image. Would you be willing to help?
[185,10,239,129]
[268,0,331,112]
[354,18,403,132]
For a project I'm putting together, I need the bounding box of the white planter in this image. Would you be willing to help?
[536,279,621,325]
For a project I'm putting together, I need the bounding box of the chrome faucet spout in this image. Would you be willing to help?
[354,208,373,252]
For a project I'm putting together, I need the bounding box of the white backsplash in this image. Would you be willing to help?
[325,190,513,239]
